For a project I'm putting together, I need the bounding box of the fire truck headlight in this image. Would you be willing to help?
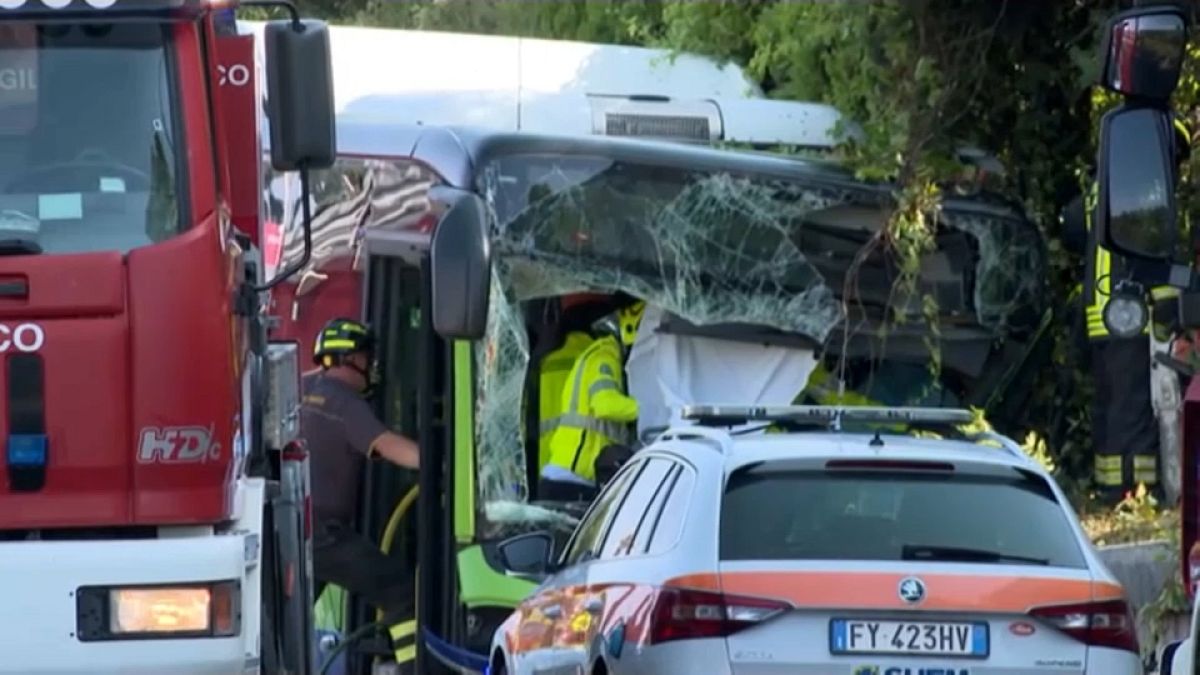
[76,580,240,640]
[1103,291,1150,339]
[112,587,211,634]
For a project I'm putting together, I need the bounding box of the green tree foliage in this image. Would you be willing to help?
[286,0,1200,484]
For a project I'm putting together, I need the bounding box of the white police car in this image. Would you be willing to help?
[486,406,1142,675]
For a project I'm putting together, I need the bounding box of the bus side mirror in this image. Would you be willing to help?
[431,190,492,340]
[264,18,336,171]
[1099,5,1188,102]
[1096,104,1179,262]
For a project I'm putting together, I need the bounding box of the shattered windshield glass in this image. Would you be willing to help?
[470,148,1048,531]
[484,153,843,339]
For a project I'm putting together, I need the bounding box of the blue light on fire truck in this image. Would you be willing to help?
[6,433,46,468]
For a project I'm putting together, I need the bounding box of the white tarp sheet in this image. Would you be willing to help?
[626,305,819,437]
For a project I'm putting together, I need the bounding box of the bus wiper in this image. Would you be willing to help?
[902,544,1049,566]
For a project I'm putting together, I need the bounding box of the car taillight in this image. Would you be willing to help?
[648,587,791,644]
[1029,599,1138,653]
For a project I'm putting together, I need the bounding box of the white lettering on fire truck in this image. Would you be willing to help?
[137,426,222,464]
[0,68,35,91]
[217,63,250,87]
[0,322,44,353]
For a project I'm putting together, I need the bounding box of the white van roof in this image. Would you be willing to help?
[240,23,758,115]
[240,21,855,149]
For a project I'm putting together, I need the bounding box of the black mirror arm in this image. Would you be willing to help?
[1123,258,1200,290]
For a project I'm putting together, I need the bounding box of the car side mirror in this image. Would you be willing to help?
[430,188,492,340]
[264,18,336,171]
[1096,104,1179,262]
[496,531,557,578]
[1099,5,1188,102]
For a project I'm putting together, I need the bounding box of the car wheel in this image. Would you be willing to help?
[592,660,608,675]
[491,652,507,675]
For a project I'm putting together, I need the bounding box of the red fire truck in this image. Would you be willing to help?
[0,0,336,673]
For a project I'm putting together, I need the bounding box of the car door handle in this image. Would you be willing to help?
[542,604,563,619]
[583,597,604,614]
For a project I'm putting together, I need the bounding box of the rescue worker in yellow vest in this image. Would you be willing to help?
[1082,115,1191,503]
[525,294,610,478]
[539,296,645,502]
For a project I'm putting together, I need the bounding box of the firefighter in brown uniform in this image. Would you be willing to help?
[302,318,420,622]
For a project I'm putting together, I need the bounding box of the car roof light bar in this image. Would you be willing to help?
[679,404,977,431]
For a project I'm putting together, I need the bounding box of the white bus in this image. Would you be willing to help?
[242,21,850,147]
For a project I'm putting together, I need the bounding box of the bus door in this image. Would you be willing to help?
[362,237,463,674]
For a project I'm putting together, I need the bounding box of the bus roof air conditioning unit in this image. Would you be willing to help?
[588,94,722,144]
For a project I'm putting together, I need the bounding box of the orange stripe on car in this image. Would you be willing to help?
[665,572,1124,613]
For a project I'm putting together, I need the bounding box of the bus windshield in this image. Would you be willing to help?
[471,148,1045,531]
[0,22,184,255]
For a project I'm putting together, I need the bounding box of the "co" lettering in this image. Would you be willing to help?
[0,322,44,353]
[217,63,250,87]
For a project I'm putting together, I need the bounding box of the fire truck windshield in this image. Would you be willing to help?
[0,21,184,255]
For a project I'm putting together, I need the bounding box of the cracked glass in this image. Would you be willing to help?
[471,149,1047,531]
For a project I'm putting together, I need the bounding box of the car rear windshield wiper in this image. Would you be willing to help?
[902,544,1050,566]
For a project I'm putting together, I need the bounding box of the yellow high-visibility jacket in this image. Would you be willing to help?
[545,334,638,483]
[534,331,594,473]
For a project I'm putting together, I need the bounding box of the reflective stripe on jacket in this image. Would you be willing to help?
[544,334,638,483]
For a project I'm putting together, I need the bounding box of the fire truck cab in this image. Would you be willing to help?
[0,0,336,673]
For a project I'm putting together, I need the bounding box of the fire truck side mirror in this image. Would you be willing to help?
[1099,5,1188,102]
[430,189,492,340]
[263,18,336,172]
[1096,104,1179,262]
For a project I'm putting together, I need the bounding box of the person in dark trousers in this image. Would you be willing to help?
[302,317,420,623]
[1075,115,1192,505]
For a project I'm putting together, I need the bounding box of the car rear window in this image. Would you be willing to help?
[720,466,1087,568]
